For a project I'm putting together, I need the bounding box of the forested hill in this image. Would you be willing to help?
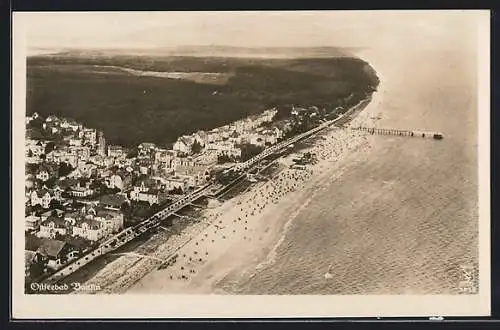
[26,54,379,147]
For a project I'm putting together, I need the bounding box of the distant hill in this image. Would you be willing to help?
[26,53,379,148]
[29,45,364,58]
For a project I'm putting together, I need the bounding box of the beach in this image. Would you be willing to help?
[73,21,479,295]
[222,42,478,294]
[127,111,377,294]
[73,98,377,294]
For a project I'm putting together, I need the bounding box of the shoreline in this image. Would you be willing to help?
[67,90,383,294]
[124,93,382,294]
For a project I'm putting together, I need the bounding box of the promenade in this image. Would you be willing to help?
[42,98,370,286]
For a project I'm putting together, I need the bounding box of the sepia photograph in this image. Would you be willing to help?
[11,10,490,318]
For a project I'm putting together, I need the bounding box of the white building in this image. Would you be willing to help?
[193,130,208,146]
[129,179,165,205]
[249,134,266,147]
[38,215,69,239]
[72,218,104,241]
[30,189,52,209]
[206,141,242,158]
[163,176,189,192]
[26,215,42,232]
[173,136,194,154]
[71,206,124,242]
[83,128,97,145]
[138,142,157,156]
[69,183,94,198]
[69,138,83,147]
[108,145,125,158]
[106,172,132,191]
[27,140,46,157]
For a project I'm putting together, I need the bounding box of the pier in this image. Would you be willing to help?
[350,126,444,140]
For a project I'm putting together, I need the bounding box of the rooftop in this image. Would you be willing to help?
[37,239,67,258]
[75,218,102,230]
[100,194,129,208]
[42,215,68,228]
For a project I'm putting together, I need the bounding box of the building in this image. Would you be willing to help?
[138,142,157,157]
[35,163,58,182]
[59,119,80,132]
[176,165,211,188]
[72,206,124,241]
[206,141,242,158]
[69,138,83,147]
[74,161,97,178]
[193,130,208,147]
[40,209,64,221]
[206,130,222,143]
[26,112,40,123]
[249,134,266,147]
[99,193,130,211]
[154,149,178,169]
[69,182,94,198]
[54,177,79,192]
[38,214,69,239]
[72,217,103,242]
[275,121,293,136]
[130,189,163,205]
[181,156,213,171]
[70,146,91,163]
[106,171,133,191]
[129,179,166,205]
[135,157,154,175]
[47,148,78,168]
[98,131,106,157]
[26,214,42,232]
[83,128,97,145]
[52,186,64,201]
[228,131,243,144]
[262,130,278,145]
[95,208,124,234]
[193,150,218,168]
[45,114,60,124]
[89,154,109,167]
[30,189,53,209]
[262,108,277,121]
[273,126,284,139]
[36,238,71,270]
[107,145,125,158]
[163,176,189,192]
[27,140,47,158]
[173,136,194,154]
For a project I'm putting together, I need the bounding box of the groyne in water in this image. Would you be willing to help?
[350,126,444,140]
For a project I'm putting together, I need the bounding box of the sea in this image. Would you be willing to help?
[226,38,480,294]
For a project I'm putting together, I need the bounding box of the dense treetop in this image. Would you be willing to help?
[27,55,379,147]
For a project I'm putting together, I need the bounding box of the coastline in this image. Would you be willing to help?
[59,68,383,294]
[124,88,382,294]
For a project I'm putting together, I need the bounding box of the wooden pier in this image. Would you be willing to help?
[350,126,444,140]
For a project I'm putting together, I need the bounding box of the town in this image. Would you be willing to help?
[24,102,345,286]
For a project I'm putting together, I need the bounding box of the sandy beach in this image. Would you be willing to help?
[71,87,382,295]
[59,43,392,295]
[122,100,381,294]
[49,22,479,297]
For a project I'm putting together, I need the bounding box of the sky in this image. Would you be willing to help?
[14,10,482,53]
